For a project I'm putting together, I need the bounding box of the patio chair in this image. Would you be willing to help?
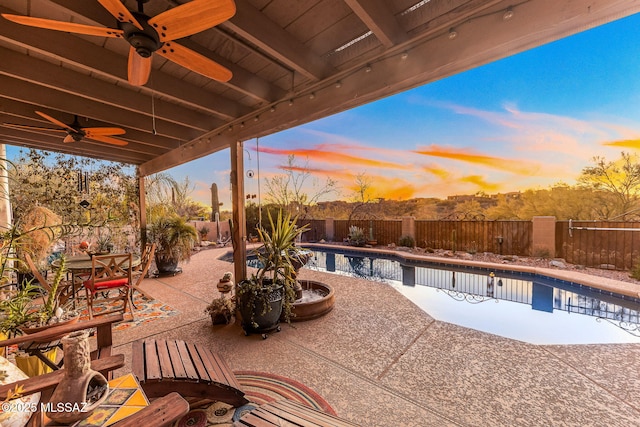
[83,253,134,320]
[130,243,156,308]
[24,253,74,307]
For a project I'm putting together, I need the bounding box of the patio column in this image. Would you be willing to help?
[137,170,147,250]
[230,141,247,282]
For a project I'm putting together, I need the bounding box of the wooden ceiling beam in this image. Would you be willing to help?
[0,99,179,151]
[141,0,640,176]
[223,0,335,81]
[0,128,151,165]
[0,47,216,132]
[0,4,247,121]
[45,0,285,105]
[0,76,199,141]
[344,0,407,48]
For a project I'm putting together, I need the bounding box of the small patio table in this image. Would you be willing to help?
[51,254,141,308]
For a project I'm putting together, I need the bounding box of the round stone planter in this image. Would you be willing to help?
[291,280,335,322]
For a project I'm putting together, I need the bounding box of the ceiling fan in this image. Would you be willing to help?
[2,111,129,146]
[1,0,235,86]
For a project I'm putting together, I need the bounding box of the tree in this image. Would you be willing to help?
[347,173,379,222]
[145,174,207,221]
[9,149,136,226]
[264,155,338,219]
[578,152,640,219]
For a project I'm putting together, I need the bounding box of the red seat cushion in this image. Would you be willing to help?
[84,278,129,292]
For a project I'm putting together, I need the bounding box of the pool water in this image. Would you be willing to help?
[303,247,640,345]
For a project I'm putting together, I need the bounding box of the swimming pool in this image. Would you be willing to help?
[300,245,640,345]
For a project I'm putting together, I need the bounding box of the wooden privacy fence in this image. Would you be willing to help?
[556,220,640,269]
[300,219,326,242]
[415,220,532,256]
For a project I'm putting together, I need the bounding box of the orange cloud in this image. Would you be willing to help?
[281,165,356,181]
[259,146,407,170]
[414,145,540,175]
[422,165,450,178]
[459,175,501,192]
[604,139,640,149]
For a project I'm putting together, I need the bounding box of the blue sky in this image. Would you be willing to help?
[11,13,640,208]
[168,12,640,207]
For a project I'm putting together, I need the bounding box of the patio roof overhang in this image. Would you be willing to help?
[0,0,638,280]
[0,0,637,175]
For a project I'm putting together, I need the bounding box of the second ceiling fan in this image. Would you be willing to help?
[2,0,235,86]
[3,111,129,146]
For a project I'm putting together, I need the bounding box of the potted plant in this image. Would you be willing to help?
[236,210,309,338]
[147,214,198,276]
[198,225,210,241]
[204,296,235,325]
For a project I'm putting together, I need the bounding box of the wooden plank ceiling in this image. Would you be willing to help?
[0,0,638,176]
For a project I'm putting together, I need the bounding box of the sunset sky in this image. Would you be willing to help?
[55,13,640,207]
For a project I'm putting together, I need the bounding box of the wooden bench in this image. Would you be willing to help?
[132,338,248,407]
[115,392,190,427]
[233,399,361,427]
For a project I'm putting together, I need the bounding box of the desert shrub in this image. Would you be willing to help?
[348,226,366,247]
[398,235,415,248]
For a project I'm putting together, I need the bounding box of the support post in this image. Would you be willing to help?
[231,141,247,283]
[137,170,147,251]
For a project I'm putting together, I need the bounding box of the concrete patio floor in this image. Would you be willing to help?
[112,246,640,426]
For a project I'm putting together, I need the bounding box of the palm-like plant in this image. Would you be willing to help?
[147,214,197,273]
[238,210,309,328]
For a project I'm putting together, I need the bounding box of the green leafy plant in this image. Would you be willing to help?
[148,214,198,267]
[348,226,366,247]
[237,210,309,327]
[198,225,210,239]
[204,296,235,324]
[398,235,415,248]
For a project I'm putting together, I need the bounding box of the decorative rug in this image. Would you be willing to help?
[77,292,179,331]
[173,371,336,426]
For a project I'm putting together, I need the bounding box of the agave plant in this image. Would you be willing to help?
[238,210,309,328]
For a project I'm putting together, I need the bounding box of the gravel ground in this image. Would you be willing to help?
[398,246,640,284]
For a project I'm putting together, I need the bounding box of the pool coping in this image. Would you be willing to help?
[302,243,640,299]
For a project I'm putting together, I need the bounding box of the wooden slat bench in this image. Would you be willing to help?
[132,338,248,407]
[233,399,361,427]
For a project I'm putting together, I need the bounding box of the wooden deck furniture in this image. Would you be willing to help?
[83,253,134,320]
[0,314,125,426]
[131,338,248,407]
[130,243,156,308]
[114,392,190,427]
[233,399,361,427]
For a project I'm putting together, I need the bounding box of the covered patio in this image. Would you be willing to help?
[1,1,640,425]
[1,0,640,281]
[117,245,640,426]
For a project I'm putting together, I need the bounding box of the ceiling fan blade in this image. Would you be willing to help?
[127,47,152,86]
[35,111,75,132]
[1,123,66,133]
[1,14,123,38]
[157,41,232,82]
[148,0,236,42]
[87,135,129,146]
[63,134,75,144]
[83,127,126,136]
[98,0,143,30]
